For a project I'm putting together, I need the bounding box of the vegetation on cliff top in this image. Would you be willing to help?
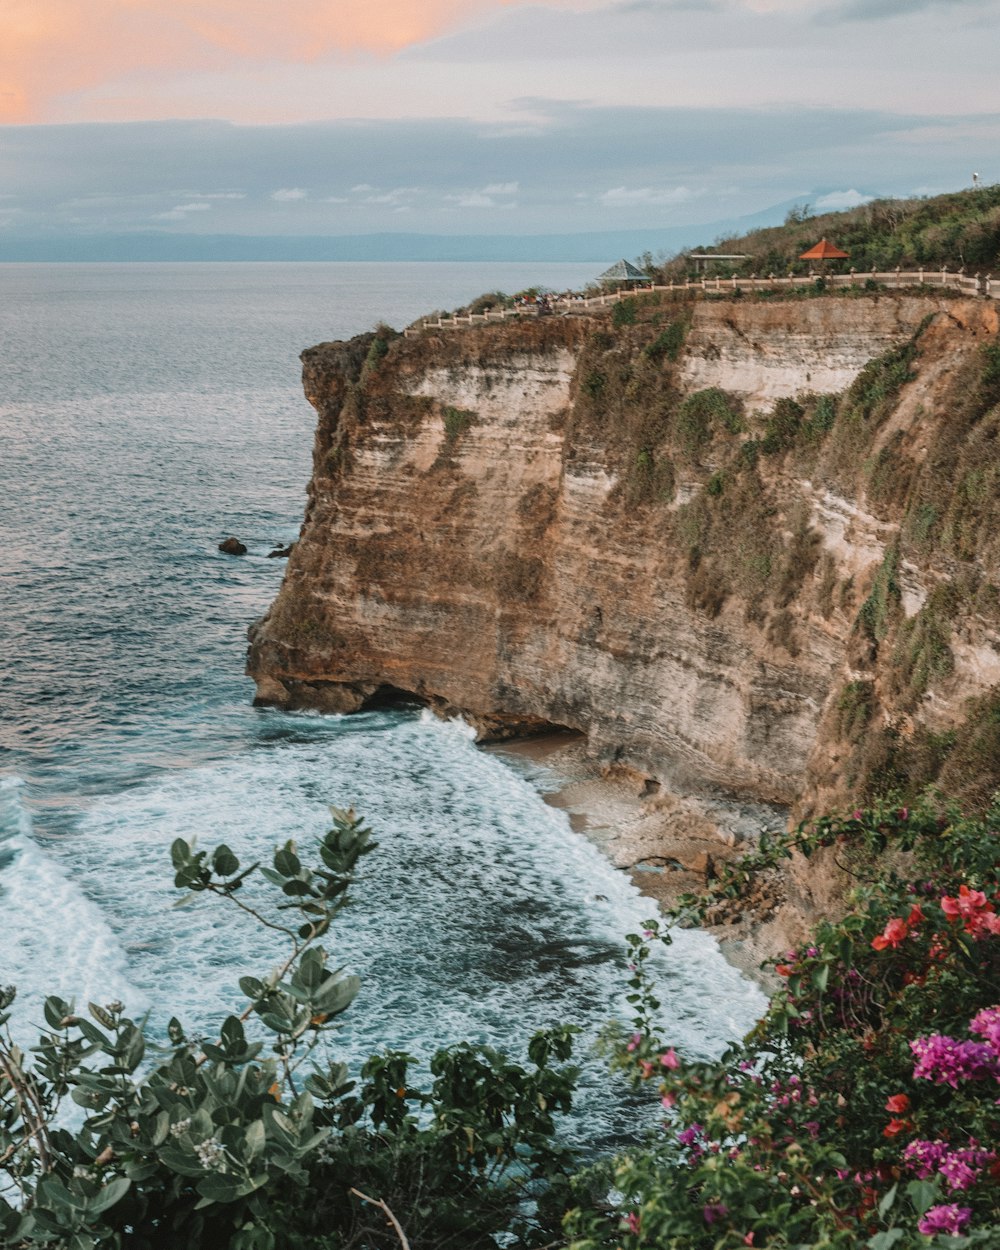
[652,184,1000,279]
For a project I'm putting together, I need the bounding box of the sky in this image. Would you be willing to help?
[1,0,998,247]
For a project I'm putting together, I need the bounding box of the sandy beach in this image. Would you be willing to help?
[487,731,790,983]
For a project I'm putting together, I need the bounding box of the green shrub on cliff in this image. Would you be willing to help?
[0,811,580,1250]
[656,184,1000,278]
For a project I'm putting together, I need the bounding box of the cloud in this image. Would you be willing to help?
[270,187,308,200]
[446,180,519,208]
[153,201,213,220]
[2,107,996,240]
[813,188,872,210]
[819,0,991,20]
[0,0,597,123]
[599,185,697,207]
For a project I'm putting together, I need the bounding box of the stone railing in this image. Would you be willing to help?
[402,266,995,336]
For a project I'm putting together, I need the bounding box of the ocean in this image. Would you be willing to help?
[0,261,765,1148]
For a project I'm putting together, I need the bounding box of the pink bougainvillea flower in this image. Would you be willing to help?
[917,1203,972,1236]
[660,1048,679,1069]
[911,1035,998,1087]
[969,1005,1000,1052]
[702,1202,728,1225]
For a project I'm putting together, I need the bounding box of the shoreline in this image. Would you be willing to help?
[486,731,790,987]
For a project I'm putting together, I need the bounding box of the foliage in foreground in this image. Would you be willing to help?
[0,810,580,1249]
[566,800,1000,1250]
[3,798,998,1249]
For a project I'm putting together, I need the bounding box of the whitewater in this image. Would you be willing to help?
[0,261,765,1147]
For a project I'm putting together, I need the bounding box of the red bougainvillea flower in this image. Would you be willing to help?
[885,1093,910,1113]
[939,885,999,935]
[871,916,909,950]
[941,884,988,919]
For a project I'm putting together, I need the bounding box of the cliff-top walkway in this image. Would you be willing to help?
[403,265,995,336]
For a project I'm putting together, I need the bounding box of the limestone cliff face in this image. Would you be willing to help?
[248,292,1000,819]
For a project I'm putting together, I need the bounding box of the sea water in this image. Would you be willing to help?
[0,262,766,1148]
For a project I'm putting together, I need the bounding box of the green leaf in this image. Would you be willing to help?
[868,1230,904,1250]
[43,995,72,1030]
[906,1179,940,1217]
[195,1172,244,1204]
[245,1119,265,1160]
[877,1183,898,1218]
[312,975,360,1018]
[212,844,240,878]
[273,844,301,878]
[87,1176,131,1216]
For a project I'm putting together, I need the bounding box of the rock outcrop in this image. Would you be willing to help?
[248,291,1000,825]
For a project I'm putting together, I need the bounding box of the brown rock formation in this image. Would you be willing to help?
[248,291,1000,827]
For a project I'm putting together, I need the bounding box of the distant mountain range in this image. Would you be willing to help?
[0,201,802,264]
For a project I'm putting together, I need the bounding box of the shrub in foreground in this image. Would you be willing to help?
[566,800,1000,1250]
[0,810,580,1249]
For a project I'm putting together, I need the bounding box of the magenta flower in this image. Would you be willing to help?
[702,1202,728,1225]
[911,1035,998,1086]
[903,1139,949,1180]
[917,1203,971,1236]
[970,1004,1000,1054]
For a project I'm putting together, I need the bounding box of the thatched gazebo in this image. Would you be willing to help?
[799,239,849,263]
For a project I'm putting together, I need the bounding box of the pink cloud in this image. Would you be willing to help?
[1,0,594,123]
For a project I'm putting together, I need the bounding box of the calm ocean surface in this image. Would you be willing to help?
[0,261,764,1147]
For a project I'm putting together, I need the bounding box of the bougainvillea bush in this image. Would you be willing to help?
[566,800,1000,1250]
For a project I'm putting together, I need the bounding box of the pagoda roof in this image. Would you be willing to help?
[799,238,849,260]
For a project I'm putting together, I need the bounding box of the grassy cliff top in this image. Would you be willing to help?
[655,184,1000,279]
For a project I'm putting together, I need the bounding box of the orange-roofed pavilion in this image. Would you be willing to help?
[799,238,849,260]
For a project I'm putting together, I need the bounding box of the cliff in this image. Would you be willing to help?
[248,290,1000,834]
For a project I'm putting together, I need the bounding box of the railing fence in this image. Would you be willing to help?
[402,266,993,336]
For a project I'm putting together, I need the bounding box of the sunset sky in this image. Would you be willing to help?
[2,0,997,247]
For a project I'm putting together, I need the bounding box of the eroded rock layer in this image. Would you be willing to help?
[249,291,1000,819]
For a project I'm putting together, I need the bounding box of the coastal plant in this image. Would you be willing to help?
[565,799,1000,1250]
[0,809,581,1249]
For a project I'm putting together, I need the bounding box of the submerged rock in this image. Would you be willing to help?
[218,537,247,555]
